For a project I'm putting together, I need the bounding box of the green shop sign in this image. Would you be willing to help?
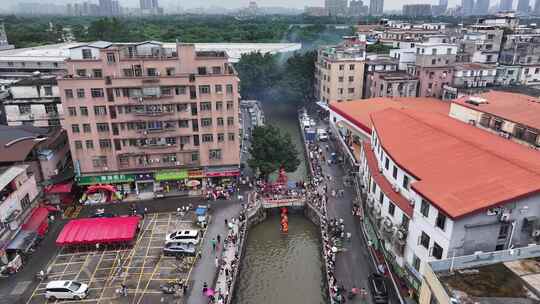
[155,170,188,181]
[77,174,135,185]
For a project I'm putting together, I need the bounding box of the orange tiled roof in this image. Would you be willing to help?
[453,91,540,131]
[363,142,414,218]
[371,108,540,219]
[330,97,450,134]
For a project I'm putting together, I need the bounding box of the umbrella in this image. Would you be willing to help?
[204,288,215,296]
[187,180,201,187]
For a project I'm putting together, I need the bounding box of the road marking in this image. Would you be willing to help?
[131,213,158,303]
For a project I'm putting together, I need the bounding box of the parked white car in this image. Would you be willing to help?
[45,280,88,301]
[165,229,200,245]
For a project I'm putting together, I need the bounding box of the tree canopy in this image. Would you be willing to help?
[248,125,300,179]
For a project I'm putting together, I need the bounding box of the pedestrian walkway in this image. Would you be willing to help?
[187,201,242,304]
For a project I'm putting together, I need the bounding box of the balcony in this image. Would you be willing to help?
[136,127,177,134]
[133,110,175,117]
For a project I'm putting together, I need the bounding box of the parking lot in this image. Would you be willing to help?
[26,211,204,304]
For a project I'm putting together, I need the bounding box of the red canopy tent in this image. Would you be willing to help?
[56,216,140,246]
[44,182,73,194]
[21,207,49,236]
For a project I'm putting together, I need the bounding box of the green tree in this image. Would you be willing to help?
[248,125,300,179]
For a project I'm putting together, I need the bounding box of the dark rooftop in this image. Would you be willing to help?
[12,76,57,87]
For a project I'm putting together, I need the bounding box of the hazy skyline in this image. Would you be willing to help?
[1,0,497,12]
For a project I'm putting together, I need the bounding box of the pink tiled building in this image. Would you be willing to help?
[58,41,240,194]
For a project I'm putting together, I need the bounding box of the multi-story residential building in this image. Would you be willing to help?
[441,63,497,99]
[58,41,241,195]
[367,72,418,98]
[0,165,42,263]
[0,23,14,51]
[534,0,540,15]
[369,0,384,15]
[315,37,366,103]
[499,33,540,85]
[358,107,540,291]
[499,0,514,11]
[0,125,72,184]
[140,0,162,15]
[495,65,521,85]
[450,91,540,148]
[461,0,474,16]
[517,0,530,13]
[349,0,369,16]
[402,4,432,17]
[473,0,490,15]
[411,43,457,98]
[325,0,347,16]
[432,0,448,15]
[459,26,504,64]
[304,6,329,16]
[1,75,62,128]
[478,12,519,29]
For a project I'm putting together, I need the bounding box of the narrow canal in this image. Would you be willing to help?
[234,101,326,304]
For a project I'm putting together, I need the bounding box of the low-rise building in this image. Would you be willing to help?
[450,91,540,148]
[367,71,418,98]
[1,75,62,128]
[442,63,497,99]
[402,4,432,17]
[495,65,521,85]
[315,36,366,103]
[459,27,504,64]
[411,43,457,98]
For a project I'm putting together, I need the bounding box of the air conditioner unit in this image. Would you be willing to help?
[138,97,143,103]
[500,213,511,222]
[532,230,540,238]
[408,197,415,205]
[392,184,399,192]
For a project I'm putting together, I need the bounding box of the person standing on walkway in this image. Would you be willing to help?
[211,238,217,251]
[120,283,128,297]
[224,218,228,227]
[202,282,208,294]
[215,256,219,268]
[217,234,221,244]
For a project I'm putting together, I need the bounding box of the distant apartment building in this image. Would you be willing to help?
[442,63,497,99]
[517,0,530,13]
[473,0,490,15]
[432,0,448,15]
[0,23,14,51]
[534,0,540,15]
[411,43,457,98]
[462,0,474,15]
[140,0,162,15]
[349,0,369,16]
[499,33,540,85]
[304,6,329,16]
[1,75,61,128]
[495,65,521,85]
[58,41,241,194]
[450,91,540,148]
[369,0,384,16]
[459,26,503,64]
[500,0,514,11]
[402,4,432,17]
[364,57,419,98]
[325,0,347,16]
[315,37,366,103]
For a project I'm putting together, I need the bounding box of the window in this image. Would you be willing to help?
[428,83,433,89]
[388,202,395,216]
[43,86,53,96]
[200,102,212,111]
[228,132,235,141]
[199,85,211,94]
[192,152,199,162]
[212,66,222,74]
[19,104,31,114]
[217,133,225,142]
[65,89,74,99]
[339,64,344,70]
[166,67,175,76]
[106,52,116,63]
[217,117,224,126]
[202,134,213,142]
[179,120,189,128]
[215,85,223,93]
[77,88,85,98]
[201,118,212,127]
[85,140,94,149]
[20,194,31,211]
[226,84,233,94]
[392,165,398,179]
[92,69,103,78]
[412,255,421,271]
[92,156,107,168]
[420,199,430,217]
[379,192,384,204]
[226,100,234,110]
[209,149,222,160]
[198,67,207,75]
[82,49,92,59]
[91,88,104,98]
[165,137,176,145]
[96,123,110,132]
[420,231,430,249]
[71,124,80,133]
[99,139,112,149]
[83,124,91,133]
[349,76,354,82]
[76,69,87,77]
[432,242,443,259]
[431,59,436,65]
[499,223,510,240]
[338,76,344,82]
[68,107,77,116]
[435,212,446,231]
[348,88,354,93]
[94,106,107,116]
[349,64,355,70]
[123,68,134,77]
[403,175,410,190]
[45,104,57,114]
[80,106,88,116]
[175,86,186,95]
[227,117,234,126]
[176,104,188,112]
[74,140,83,149]
[446,48,452,55]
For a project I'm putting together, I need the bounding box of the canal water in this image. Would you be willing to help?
[235,101,326,304]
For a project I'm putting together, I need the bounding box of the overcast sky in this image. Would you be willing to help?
[2,0,479,12]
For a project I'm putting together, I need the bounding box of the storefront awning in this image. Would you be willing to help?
[6,230,38,253]
[44,182,73,194]
[188,169,204,178]
[205,166,240,177]
[155,170,188,181]
[77,174,135,185]
[21,207,49,233]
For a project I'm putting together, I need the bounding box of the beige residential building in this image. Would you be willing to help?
[58,41,241,194]
[315,37,366,103]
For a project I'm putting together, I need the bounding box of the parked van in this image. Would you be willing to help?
[45,280,88,301]
[317,128,328,141]
[165,229,200,245]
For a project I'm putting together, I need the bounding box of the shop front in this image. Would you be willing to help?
[188,169,204,196]
[76,174,135,192]
[155,169,189,197]
[134,173,154,194]
[205,167,240,200]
